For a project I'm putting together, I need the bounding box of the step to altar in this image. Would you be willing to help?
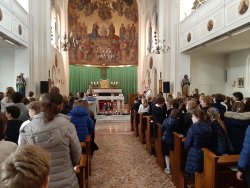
[96,115,130,122]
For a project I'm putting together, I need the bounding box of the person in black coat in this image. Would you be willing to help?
[131,96,141,112]
[224,102,250,154]
[180,99,198,136]
[152,94,167,138]
[5,105,23,144]
[207,107,233,155]
[212,94,226,120]
[161,109,181,174]
[184,108,213,176]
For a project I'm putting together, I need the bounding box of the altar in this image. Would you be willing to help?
[92,88,124,113]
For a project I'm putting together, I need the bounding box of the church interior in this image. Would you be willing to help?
[0,0,250,187]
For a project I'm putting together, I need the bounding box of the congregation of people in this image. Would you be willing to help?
[131,88,250,186]
[1,83,250,187]
[0,86,98,188]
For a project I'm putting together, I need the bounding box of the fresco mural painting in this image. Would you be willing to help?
[68,0,138,67]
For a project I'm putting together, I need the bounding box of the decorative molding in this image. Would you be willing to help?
[18,24,22,35]
[180,0,250,52]
[0,8,2,21]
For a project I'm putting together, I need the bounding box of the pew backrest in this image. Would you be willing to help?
[195,148,247,188]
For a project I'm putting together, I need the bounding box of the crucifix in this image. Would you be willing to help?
[99,66,108,78]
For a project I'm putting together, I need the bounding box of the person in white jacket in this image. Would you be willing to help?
[19,92,81,188]
[138,98,150,115]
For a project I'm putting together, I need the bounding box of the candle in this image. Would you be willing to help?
[91,82,93,85]
[116,82,118,84]
[94,82,96,84]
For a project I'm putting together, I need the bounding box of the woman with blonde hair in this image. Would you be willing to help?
[1,87,15,113]
[138,98,150,115]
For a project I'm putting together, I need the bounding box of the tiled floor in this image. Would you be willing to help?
[90,118,175,188]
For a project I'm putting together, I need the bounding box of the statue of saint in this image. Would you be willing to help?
[181,75,190,97]
[16,73,26,96]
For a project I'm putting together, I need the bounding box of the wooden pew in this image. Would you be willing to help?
[130,110,134,131]
[138,114,151,144]
[195,148,247,188]
[155,123,165,170]
[75,154,87,188]
[145,116,154,155]
[80,135,91,188]
[133,111,140,136]
[171,132,192,188]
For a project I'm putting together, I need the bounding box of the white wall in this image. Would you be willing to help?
[226,49,250,97]
[15,48,29,94]
[0,48,16,91]
[17,0,29,12]
[190,53,226,95]
[179,53,191,93]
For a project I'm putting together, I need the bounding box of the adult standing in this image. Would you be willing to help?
[19,92,81,188]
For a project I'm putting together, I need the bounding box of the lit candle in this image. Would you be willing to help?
[94,82,96,85]
[97,82,98,84]
[116,82,118,85]
[91,82,93,85]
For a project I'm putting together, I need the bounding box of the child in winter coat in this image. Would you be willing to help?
[161,109,181,174]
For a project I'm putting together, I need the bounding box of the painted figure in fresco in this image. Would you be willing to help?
[82,38,94,60]
[68,0,138,66]
[129,39,138,61]
[181,75,191,97]
[123,0,133,6]
[130,23,136,39]
[90,22,99,39]
[125,24,131,40]
[100,25,107,37]
[119,23,126,40]
[16,73,26,96]
[112,0,124,16]
[120,40,129,61]
[83,1,98,16]
[108,23,115,38]
[80,22,88,38]
[76,0,91,11]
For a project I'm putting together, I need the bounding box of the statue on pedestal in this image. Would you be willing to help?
[181,75,190,97]
[16,73,26,96]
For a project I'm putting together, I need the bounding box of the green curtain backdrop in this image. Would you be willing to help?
[69,65,137,103]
